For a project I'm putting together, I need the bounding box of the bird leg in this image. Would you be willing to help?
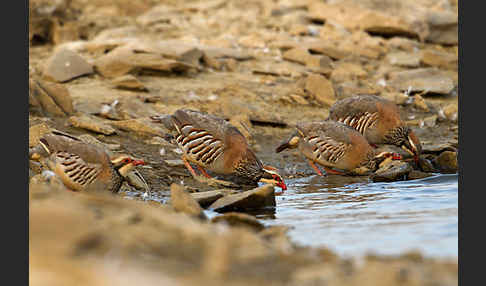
[322,166,345,175]
[196,165,212,178]
[307,159,324,176]
[182,157,200,178]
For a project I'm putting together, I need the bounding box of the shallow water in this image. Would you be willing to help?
[260,173,458,259]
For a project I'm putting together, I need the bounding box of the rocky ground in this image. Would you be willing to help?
[29,0,458,285]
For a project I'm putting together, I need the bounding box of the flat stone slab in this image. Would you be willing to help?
[387,68,455,95]
[68,115,116,135]
[191,190,228,208]
[94,44,197,78]
[208,184,275,213]
[43,48,94,82]
[110,118,166,136]
[371,161,413,182]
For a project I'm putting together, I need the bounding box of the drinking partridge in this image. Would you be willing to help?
[151,109,287,190]
[328,95,422,162]
[29,130,145,193]
[275,120,402,176]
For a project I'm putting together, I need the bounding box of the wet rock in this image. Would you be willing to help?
[211,212,265,232]
[418,157,437,173]
[386,51,421,68]
[305,74,337,107]
[170,183,206,220]
[371,161,412,182]
[425,10,458,45]
[69,115,116,135]
[433,151,458,173]
[110,118,166,136]
[421,143,457,155]
[259,225,291,241]
[94,44,196,78]
[408,170,433,180]
[111,75,147,91]
[29,79,75,116]
[208,184,276,213]
[421,49,457,70]
[29,123,52,147]
[388,68,455,95]
[191,190,227,208]
[43,48,94,82]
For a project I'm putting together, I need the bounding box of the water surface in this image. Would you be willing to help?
[261,173,458,259]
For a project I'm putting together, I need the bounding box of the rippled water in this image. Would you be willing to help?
[260,173,458,259]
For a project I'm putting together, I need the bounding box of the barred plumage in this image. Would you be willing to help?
[275,120,398,176]
[151,109,287,190]
[29,131,144,193]
[329,95,422,160]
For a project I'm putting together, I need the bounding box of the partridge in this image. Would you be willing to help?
[151,109,287,190]
[29,130,145,193]
[275,120,402,176]
[328,95,422,161]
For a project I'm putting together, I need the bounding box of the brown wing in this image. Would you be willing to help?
[39,133,110,166]
[170,109,232,166]
[336,111,380,135]
[306,135,348,164]
[329,95,386,135]
[50,151,104,191]
[297,121,351,164]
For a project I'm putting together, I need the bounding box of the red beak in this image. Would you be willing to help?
[391,153,402,160]
[132,160,146,166]
[277,181,287,191]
